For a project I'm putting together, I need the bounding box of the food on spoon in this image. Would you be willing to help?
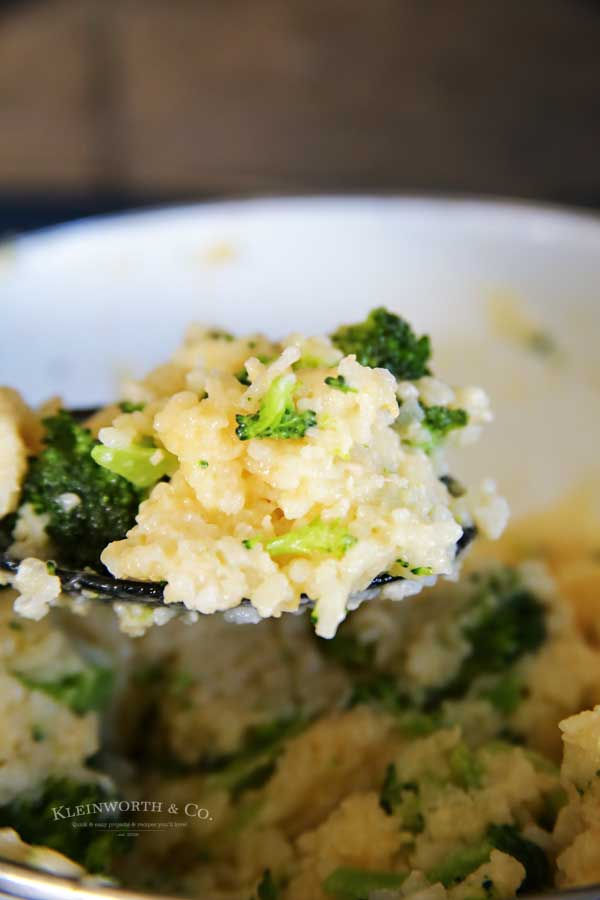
[0,309,507,637]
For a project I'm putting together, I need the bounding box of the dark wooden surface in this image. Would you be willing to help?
[1,0,600,202]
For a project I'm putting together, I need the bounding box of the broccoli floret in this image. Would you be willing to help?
[397,787,423,833]
[426,827,549,892]
[118,401,146,413]
[324,375,357,393]
[379,784,548,891]
[349,674,405,712]
[481,672,523,715]
[207,714,306,800]
[487,825,551,893]
[427,841,493,887]
[314,567,546,737]
[31,725,45,742]
[91,442,178,488]
[242,716,308,755]
[330,308,431,380]
[293,353,330,370]
[21,411,142,569]
[449,742,483,790]
[235,374,317,440]
[424,569,547,708]
[334,651,430,727]
[14,664,114,716]
[208,328,234,341]
[316,632,376,669]
[323,867,407,899]
[379,764,423,831]
[420,405,468,449]
[236,368,252,386]
[348,674,425,724]
[244,517,356,559]
[0,778,128,873]
[394,559,434,576]
[379,762,402,815]
[396,709,444,737]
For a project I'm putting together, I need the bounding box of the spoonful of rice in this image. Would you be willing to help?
[0,309,507,638]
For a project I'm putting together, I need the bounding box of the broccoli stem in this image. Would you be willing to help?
[91,443,178,489]
[235,374,316,441]
[244,518,356,559]
[427,841,493,887]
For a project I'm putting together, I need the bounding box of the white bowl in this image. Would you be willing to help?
[1,195,600,898]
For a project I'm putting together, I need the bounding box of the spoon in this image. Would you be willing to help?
[0,527,476,611]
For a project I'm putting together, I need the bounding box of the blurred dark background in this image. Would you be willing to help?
[1,0,600,232]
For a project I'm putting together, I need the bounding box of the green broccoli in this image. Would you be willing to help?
[424,569,547,709]
[235,374,317,440]
[118,401,146,413]
[244,518,356,559]
[397,786,424,833]
[323,866,407,899]
[324,375,357,393]
[316,567,546,734]
[359,685,423,725]
[0,777,128,874]
[378,781,548,890]
[207,714,306,800]
[251,869,281,900]
[394,559,434,576]
[419,405,468,449]
[379,762,403,815]
[395,709,444,737]
[20,411,142,569]
[14,664,114,716]
[316,631,376,669]
[425,826,549,892]
[208,328,234,341]
[379,764,423,831]
[330,308,431,380]
[349,674,404,712]
[449,742,483,790]
[91,442,178,488]
[481,672,523,715]
[487,825,551,893]
[427,841,493,887]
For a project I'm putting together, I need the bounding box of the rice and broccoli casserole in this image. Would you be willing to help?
[0,308,599,899]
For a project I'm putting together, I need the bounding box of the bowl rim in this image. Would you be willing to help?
[10,193,600,250]
[0,858,599,900]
